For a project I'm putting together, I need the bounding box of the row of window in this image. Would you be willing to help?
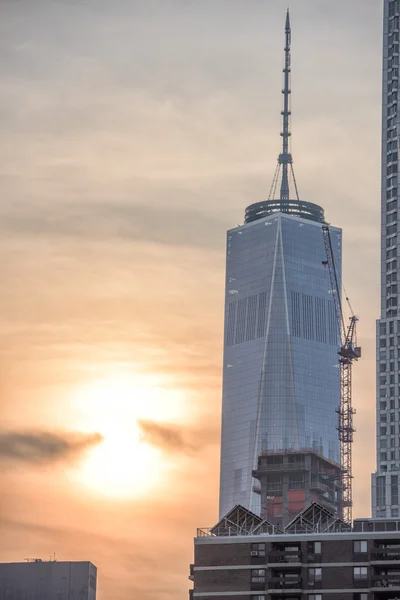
[387,175,398,188]
[380,399,398,410]
[386,258,397,272]
[291,292,337,345]
[387,142,398,159]
[225,292,267,346]
[251,566,368,583]
[379,337,400,349]
[386,247,398,259]
[389,0,400,18]
[379,360,400,371]
[380,423,398,434]
[379,386,400,398]
[251,540,367,555]
[252,595,366,600]
[379,450,398,464]
[225,292,339,348]
[376,474,399,506]
[379,373,398,385]
[387,151,398,163]
[379,412,396,422]
[389,16,400,33]
[386,297,398,310]
[379,438,399,449]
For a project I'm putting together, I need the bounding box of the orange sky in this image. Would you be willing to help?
[0,1,384,598]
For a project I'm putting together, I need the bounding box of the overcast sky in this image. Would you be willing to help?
[0,2,383,599]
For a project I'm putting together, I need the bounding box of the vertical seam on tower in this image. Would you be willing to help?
[249,219,280,511]
[279,221,300,449]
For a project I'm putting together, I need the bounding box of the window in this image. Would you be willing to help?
[251,569,266,583]
[354,540,368,553]
[308,541,322,555]
[251,543,266,557]
[309,568,322,582]
[392,475,399,505]
[353,594,368,600]
[314,541,322,554]
[353,566,368,580]
[377,476,386,507]
[254,596,266,600]
[310,596,322,600]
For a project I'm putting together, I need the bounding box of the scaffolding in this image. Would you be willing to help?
[252,449,341,529]
[197,505,278,538]
[198,502,350,538]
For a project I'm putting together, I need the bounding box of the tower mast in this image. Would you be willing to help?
[279,9,293,202]
[268,9,300,204]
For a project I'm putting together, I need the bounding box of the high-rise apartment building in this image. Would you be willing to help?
[219,12,342,525]
[372,0,400,518]
[190,505,400,599]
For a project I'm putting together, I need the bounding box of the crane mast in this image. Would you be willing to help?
[322,224,361,524]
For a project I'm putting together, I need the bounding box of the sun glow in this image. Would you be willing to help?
[70,371,186,499]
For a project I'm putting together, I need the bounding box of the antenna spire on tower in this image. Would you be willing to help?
[279,8,293,202]
[267,9,300,204]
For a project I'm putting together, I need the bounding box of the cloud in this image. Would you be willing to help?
[138,419,219,454]
[0,430,103,465]
[0,200,226,250]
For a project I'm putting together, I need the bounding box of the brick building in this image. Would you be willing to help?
[189,504,400,599]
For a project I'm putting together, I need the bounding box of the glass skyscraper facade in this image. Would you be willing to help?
[372,0,400,518]
[219,210,342,518]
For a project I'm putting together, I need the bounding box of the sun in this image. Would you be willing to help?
[69,371,186,499]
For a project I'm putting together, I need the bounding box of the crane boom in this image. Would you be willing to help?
[322,224,361,524]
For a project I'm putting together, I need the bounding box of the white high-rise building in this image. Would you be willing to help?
[372,0,400,518]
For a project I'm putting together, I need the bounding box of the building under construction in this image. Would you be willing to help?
[219,10,359,526]
[253,450,342,528]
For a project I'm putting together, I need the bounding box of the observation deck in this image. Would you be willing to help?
[244,199,325,225]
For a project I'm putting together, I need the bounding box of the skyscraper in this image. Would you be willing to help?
[372,0,400,518]
[219,11,342,525]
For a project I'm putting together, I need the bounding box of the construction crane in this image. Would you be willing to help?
[322,224,361,524]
